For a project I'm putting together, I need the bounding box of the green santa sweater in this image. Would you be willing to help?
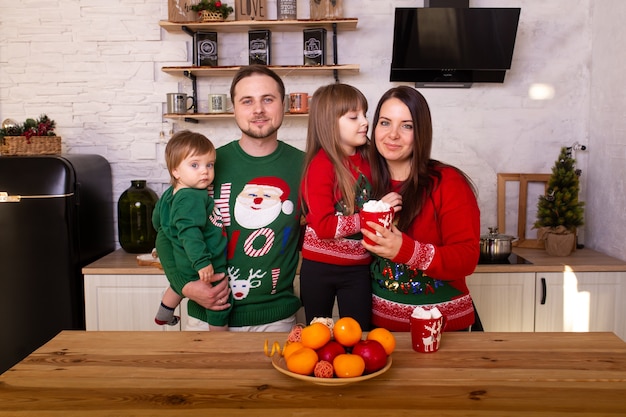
[212,140,304,327]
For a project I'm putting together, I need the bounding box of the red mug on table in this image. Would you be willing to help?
[359,200,394,245]
[410,306,445,353]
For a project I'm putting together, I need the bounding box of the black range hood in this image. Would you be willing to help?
[390,5,521,88]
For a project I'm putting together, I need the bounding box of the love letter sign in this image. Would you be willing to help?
[235,0,267,20]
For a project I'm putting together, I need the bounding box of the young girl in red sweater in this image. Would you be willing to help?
[299,84,401,330]
[362,86,481,332]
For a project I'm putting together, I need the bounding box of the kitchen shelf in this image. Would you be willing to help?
[158,18,358,33]
[159,18,359,122]
[161,64,359,78]
[164,112,309,122]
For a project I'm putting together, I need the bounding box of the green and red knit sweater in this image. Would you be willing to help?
[371,166,481,332]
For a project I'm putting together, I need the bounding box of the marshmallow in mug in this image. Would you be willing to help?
[362,199,392,212]
[411,306,443,320]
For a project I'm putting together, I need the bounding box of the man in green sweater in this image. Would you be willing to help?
[182,65,304,331]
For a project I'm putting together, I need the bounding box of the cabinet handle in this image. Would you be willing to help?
[540,277,547,305]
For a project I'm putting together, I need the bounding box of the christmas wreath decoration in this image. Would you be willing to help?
[0,114,56,142]
[191,0,234,20]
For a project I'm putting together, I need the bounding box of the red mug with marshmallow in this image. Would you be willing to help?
[359,200,393,245]
[410,306,445,353]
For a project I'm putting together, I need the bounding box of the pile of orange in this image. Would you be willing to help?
[274,317,395,379]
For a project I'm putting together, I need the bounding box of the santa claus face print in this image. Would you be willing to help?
[172,150,216,191]
[232,74,284,142]
[234,183,284,229]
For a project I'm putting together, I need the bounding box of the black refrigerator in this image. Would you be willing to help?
[0,154,114,374]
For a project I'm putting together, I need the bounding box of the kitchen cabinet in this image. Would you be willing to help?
[534,272,623,332]
[83,249,305,331]
[467,272,536,332]
[468,247,626,339]
[468,270,626,334]
[158,19,359,122]
[84,274,186,331]
[84,248,626,337]
[84,271,311,330]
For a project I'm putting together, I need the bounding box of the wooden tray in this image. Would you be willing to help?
[136,254,162,269]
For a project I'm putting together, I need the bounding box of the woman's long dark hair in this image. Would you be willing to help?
[369,86,476,231]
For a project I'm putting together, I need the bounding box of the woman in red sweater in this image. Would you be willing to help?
[362,86,481,332]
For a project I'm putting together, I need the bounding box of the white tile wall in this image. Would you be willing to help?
[1,0,624,260]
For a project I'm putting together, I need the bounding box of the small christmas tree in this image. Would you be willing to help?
[535,147,585,231]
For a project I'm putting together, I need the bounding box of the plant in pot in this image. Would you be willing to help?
[534,147,585,256]
[191,0,234,21]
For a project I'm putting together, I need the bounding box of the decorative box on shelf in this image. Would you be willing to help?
[310,0,343,19]
[1,114,60,156]
[0,136,62,156]
[236,0,267,20]
[167,0,200,23]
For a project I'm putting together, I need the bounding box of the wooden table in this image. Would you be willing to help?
[1,331,626,416]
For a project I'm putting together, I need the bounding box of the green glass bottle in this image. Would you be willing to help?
[118,180,158,253]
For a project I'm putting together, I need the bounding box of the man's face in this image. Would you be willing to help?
[232,74,284,141]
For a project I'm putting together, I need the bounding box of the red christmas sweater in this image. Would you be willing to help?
[371,166,481,332]
[301,149,372,266]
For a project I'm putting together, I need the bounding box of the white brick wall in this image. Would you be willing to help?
[1,0,625,259]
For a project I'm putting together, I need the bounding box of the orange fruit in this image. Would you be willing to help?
[300,322,332,350]
[282,341,305,360]
[366,328,396,355]
[286,347,319,375]
[333,354,365,378]
[333,317,362,347]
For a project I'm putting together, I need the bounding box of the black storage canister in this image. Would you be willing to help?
[118,180,158,253]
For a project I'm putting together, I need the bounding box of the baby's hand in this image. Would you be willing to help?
[198,264,215,283]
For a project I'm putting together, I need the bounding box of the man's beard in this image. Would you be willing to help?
[240,122,281,140]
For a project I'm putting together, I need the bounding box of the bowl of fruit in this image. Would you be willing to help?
[264,317,395,386]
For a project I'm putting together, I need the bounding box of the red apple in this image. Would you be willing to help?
[316,340,346,363]
[351,339,388,374]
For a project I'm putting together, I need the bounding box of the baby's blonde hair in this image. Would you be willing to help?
[164,130,216,186]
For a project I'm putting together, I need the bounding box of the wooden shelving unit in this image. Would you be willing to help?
[159,18,359,122]
[158,18,358,33]
[161,64,359,78]
[164,112,308,122]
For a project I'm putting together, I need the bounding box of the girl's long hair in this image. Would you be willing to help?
[369,86,476,230]
[301,83,369,215]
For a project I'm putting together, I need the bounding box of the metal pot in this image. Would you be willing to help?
[479,227,518,262]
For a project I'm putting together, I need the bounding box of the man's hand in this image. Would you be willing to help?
[182,272,231,310]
